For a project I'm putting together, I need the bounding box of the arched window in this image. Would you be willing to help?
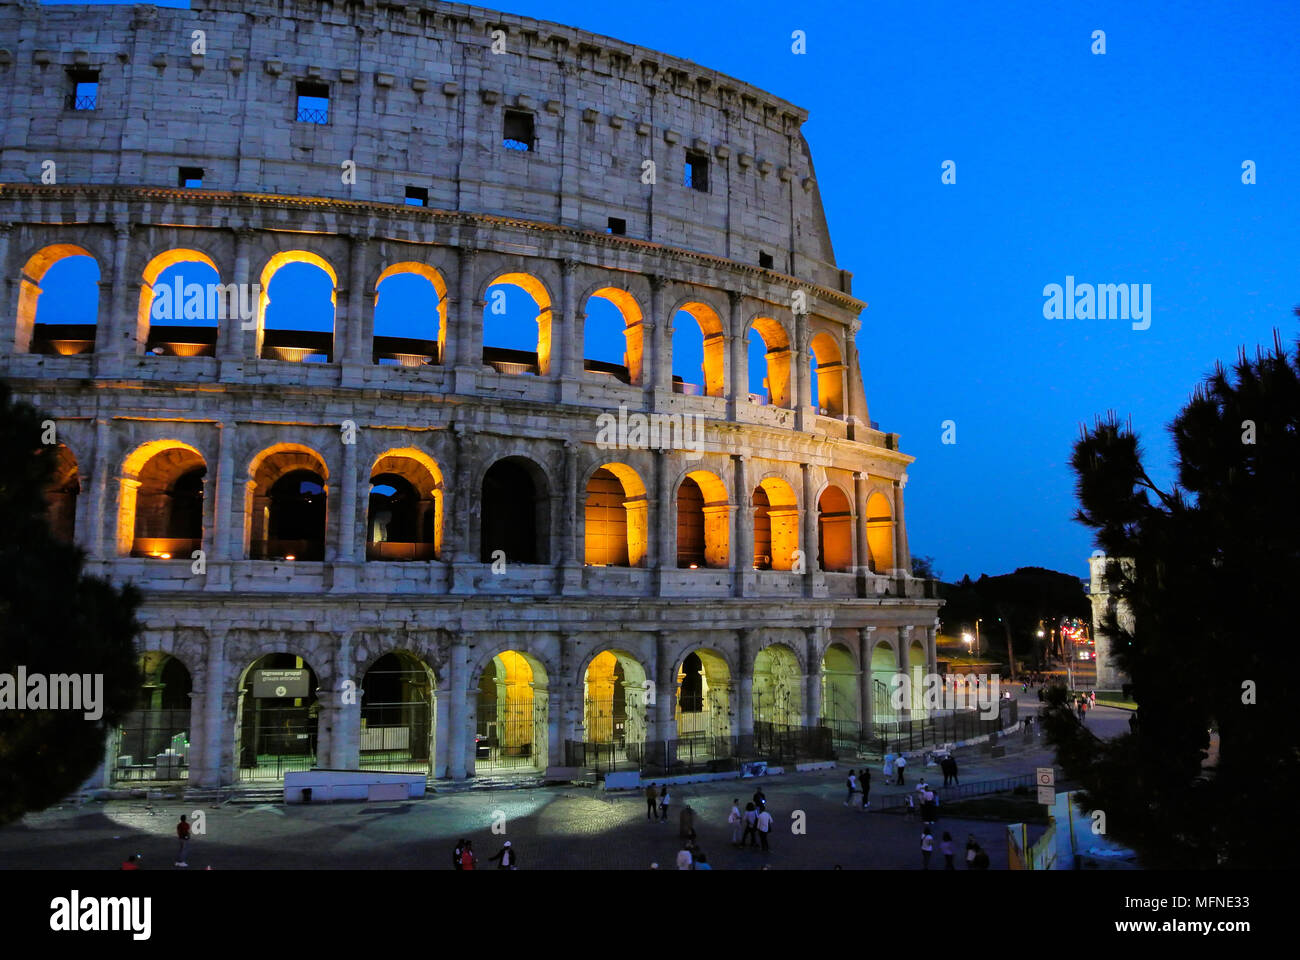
[747,317,793,407]
[753,477,799,570]
[865,491,895,573]
[480,458,549,564]
[367,451,443,561]
[583,289,644,385]
[43,444,81,544]
[676,470,729,568]
[120,442,207,559]
[258,252,337,362]
[671,303,725,397]
[139,249,222,357]
[810,332,846,416]
[17,245,100,355]
[373,263,446,366]
[482,273,552,376]
[248,447,330,561]
[584,464,647,567]
[817,485,853,572]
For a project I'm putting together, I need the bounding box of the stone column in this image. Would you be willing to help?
[198,629,228,788]
[338,235,369,386]
[732,453,753,596]
[727,290,746,419]
[853,470,869,593]
[558,257,581,399]
[858,626,876,739]
[805,626,823,726]
[737,628,755,741]
[560,440,582,594]
[219,228,254,367]
[447,634,471,779]
[794,308,812,431]
[652,631,674,741]
[801,462,818,595]
[331,424,358,567]
[897,625,914,720]
[648,274,671,409]
[330,633,359,769]
[449,425,477,594]
[0,223,12,356]
[893,474,911,574]
[655,447,675,594]
[88,418,112,560]
[844,316,867,434]
[206,420,237,590]
[94,222,133,377]
[452,248,480,392]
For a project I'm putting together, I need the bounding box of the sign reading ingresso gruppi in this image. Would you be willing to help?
[252,669,310,699]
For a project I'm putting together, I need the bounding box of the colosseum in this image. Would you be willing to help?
[0,0,940,789]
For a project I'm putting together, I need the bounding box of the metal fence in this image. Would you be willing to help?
[566,723,836,777]
[870,773,1036,811]
[113,709,190,782]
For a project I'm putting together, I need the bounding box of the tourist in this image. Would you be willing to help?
[728,799,743,846]
[694,851,712,870]
[941,831,955,870]
[753,786,767,811]
[844,769,858,806]
[452,838,466,870]
[859,768,871,811]
[965,834,978,868]
[904,794,916,820]
[679,804,695,841]
[121,854,141,870]
[488,840,517,870]
[756,805,773,851]
[175,814,191,868]
[676,842,694,870]
[460,840,476,870]
[659,785,671,823]
[742,802,759,847]
[920,828,934,869]
[895,753,907,785]
[883,751,895,782]
[645,782,658,820]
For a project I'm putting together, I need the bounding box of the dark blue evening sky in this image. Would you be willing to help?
[40,0,1300,582]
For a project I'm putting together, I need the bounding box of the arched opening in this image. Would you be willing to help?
[17,245,99,355]
[820,643,860,746]
[870,642,899,723]
[367,450,443,561]
[373,262,447,366]
[480,457,549,564]
[482,273,552,376]
[579,650,649,767]
[43,444,80,544]
[475,650,548,772]
[139,249,222,357]
[674,648,731,742]
[747,317,792,407]
[908,640,928,718]
[810,332,846,416]
[753,477,799,571]
[671,303,725,397]
[817,485,854,572]
[676,470,729,568]
[753,643,802,729]
[583,288,643,385]
[360,651,437,775]
[866,491,895,573]
[248,446,329,561]
[584,464,647,567]
[111,653,192,783]
[235,653,319,781]
[124,443,207,559]
[257,252,337,362]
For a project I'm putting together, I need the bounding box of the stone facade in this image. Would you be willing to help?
[1088,555,1132,691]
[0,0,941,785]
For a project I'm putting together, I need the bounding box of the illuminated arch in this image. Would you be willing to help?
[817,484,854,572]
[480,455,551,564]
[234,652,321,780]
[368,448,445,560]
[753,642,803,728]
[482,272,554,376]
[474,649,550,772]
[870,640,899,722]
[373,262,448,366]
[677,469,730,568]
[117,441,207,558]
[359,650,438,775]
[865,490,895,573]
[675,647,732,740]
[111,652,195,783]
[16,244,99,354]
[810,330,846,416]
[137,248,221,357]
[583,287,645,385]
[820,642,860,740]
[247,444,330,561]
[256,250,338,362]
[671,301,725,397]
[582,649,650,748]
[752,476,799,571]
[43,443,81,544]
[584,462,648,567]
[748,316,793,407]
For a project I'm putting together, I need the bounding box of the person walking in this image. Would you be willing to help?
[659,786,671,823]
[1089,690,1096,708]
[752,786,767,811]
[645,783,658,820]
[742,802,759,848]
[941,831,955,870]
[679,804,695,841]
[728,799,743,846]
[488,840,517,870]
[920,828,934,870]
[756,805,773,852]
[882,751,895,782]
[460,840,476,870]
[175,814,191,867]
[844,769,858,806]
[452,838,466,870]
[859,768,871,812]
[895,753,907,785]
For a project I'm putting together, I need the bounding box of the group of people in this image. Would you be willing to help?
[727,792,774,850]
[905,780,940,826]
[842,769,872,810]
[452,838,518,869]
[919,829,988,869]
[882,752,908,785]
[1075,690,1096,720]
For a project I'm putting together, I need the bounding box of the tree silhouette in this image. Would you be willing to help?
[0,384,141,825]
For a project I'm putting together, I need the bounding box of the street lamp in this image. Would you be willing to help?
[974,618,982,658]
[962,632,973,657]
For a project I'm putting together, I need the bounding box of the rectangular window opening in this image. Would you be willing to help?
[759,251,775,270]
[296,81,330,124]
[405,186,429,207]
[503,110,535,152]
[67,69,99,111]
[685,151,709,192]
[178,166,204,188]
[606,217,627,236]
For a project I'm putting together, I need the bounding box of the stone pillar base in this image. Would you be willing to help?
[203,560,233,591]
[559,562,584,595]
[453,366,479,395]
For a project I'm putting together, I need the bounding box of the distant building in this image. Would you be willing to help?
[1088,556,1133,691]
